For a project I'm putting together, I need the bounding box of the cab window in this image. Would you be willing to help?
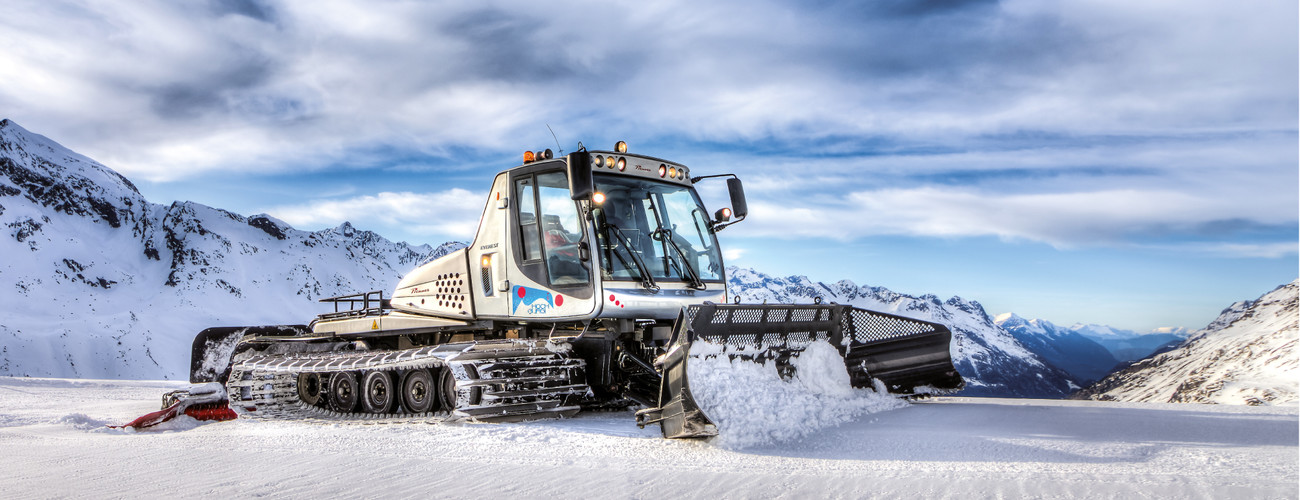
[515,171,589,286]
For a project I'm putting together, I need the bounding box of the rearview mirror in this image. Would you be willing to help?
[567,152,593,201]
[726,177,748,219]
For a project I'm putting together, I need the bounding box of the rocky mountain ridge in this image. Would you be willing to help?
[0,119,456,379]
[1072,280,1298,405]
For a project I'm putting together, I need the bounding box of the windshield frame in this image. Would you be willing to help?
[591,172,725,285]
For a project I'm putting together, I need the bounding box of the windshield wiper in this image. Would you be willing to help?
[652,227,705,290]
[602,221,658,291]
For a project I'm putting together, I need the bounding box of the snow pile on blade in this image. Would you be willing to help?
[686,340,907,448]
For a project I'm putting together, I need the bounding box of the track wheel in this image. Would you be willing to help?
[328,372,359,413]
[436,367,457,411]
[402,369,435,414]
[361,371,394,414]
[297,372,323,406]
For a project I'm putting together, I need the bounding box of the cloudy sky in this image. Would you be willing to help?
[2,0,1295,332]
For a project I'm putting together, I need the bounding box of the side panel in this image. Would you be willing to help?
[468,173,513,318]
[391,248,474,318]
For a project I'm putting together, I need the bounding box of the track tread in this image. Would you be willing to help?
[226,340,589,424]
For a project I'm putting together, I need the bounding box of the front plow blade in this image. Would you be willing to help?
[639,303,963,439]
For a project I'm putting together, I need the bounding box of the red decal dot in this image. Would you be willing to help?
[517,287,526,298]
[555,295,563,306]
[615,301,621,307]
[608,294,616,302]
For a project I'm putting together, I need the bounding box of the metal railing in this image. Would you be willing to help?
[316,290,389,320]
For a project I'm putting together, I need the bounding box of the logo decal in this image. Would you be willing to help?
[513,286,563,315]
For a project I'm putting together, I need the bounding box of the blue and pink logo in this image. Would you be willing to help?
[513,285,563,314]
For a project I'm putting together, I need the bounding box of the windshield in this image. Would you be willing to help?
[593,173,723,283]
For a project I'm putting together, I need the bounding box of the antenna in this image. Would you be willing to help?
[546,124,563,155]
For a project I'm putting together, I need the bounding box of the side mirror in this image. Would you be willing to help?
[567,151,593,201]
[726,177,748,219]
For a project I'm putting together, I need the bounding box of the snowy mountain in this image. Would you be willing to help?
[1072,280,1299,405]
[0,119,459,379]
[1071,323,1187,362]
[726,268,1080,398]
[994,314,1119,384]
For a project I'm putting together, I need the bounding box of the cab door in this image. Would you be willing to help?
[504,166,597,320]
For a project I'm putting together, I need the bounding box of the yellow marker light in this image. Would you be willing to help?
[616,157,626,171]
[668,167,677,178]
[594,155,604,168]
[523,151,535,163]
[604,156,615,168]
[481,255,491,267]
[592,191,606,204]
[615,141,628,153]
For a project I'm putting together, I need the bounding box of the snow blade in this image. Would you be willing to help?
[638,303,963,439]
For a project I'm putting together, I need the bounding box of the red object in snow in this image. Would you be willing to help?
[183,403,239,422]
[113,402,237,430]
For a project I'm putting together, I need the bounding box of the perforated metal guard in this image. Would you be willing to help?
[684,303,942,349]
[843,307,941,344]
[677,302,963,393]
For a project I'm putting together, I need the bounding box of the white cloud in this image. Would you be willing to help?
[1152,242,1300,260]
[735,186,1296,254]
[0,0,1293,183]
[264,189,484,241]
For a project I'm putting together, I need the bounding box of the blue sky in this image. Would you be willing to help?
[1,0,1295,332]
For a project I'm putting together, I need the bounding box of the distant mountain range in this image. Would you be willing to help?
[2,119,1292,405]
[994,314,1120,384]
[1068,323,1188,362]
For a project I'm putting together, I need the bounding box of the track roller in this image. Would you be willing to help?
[435,367,457,411]
[361,371,395,414]
[297,372,323,406]
[329,372,359,412]
[401,369,435,413]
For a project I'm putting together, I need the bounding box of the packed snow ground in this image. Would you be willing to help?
[1,377,1294,498]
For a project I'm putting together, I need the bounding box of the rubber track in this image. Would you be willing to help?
[226,341,590,423]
